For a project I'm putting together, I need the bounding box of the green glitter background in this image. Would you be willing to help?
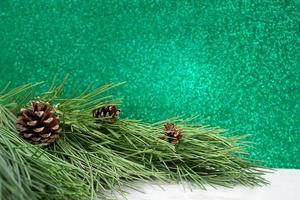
[0,0,299,168]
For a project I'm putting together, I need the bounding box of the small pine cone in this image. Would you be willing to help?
[93,105,121,123]
[160,123,183,144]
[16,101,61,145]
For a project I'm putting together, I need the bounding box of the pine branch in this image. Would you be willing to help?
[0,77,270,200]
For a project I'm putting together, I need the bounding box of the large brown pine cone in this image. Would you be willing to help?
[16,101,61,145]
[160,123,183,144]
[93,105,121,123]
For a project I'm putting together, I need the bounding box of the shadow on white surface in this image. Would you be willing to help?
[109,169,300,200]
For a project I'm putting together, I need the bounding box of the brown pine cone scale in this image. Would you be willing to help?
[160,123,183,144]
[93,105,121,123]
[16,101,61,145]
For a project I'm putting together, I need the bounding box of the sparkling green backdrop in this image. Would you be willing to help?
[0,0,299,168]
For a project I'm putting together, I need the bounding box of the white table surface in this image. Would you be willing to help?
[111,169,300,200]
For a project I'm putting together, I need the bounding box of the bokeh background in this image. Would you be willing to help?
[0,0,299,168]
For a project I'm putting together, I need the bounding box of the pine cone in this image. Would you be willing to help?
[160,123,183,144]
[16,101,61,145]
[93,105,121,123]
